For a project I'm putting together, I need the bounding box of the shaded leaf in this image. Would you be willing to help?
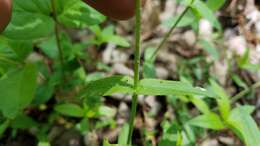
[55,103,84,118]
[0,64,37,118]
[199,40,219,60]
[79,75,134,98]
[11,114,38,129]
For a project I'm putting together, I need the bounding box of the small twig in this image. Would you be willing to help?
[50,0,65,77]
[150,0,195,61]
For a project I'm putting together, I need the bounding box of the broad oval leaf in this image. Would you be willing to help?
[3,0,54,40]
[0,63,37,118]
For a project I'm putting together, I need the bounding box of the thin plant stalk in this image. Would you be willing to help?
[150,0,195,61]
[231,81,260,103]
[50,0,65,77]
[128,0,142,144]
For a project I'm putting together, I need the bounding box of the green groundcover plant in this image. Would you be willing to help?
[0,0,259,146]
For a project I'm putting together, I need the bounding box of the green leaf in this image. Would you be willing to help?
[176,132,183,146]
[206,0,226,11]
[190,0,222,31]
[37,36,59,59]
[190,96,210,114]
[209,79,231,120]
[237,48,260,72]
[38,142,51,146]
[143,62,156,79]
[34,79,56,105]
[99,106,116,118]
[58,0,105,28]
[102,139,118,146]
[227,106,260,146]
[137,79,213,97]
[163,13,195,28]
[242,64,260,72]
[236,105,255,115]
[90,25,130,47]
[159,140,177,146]
[55,103,84,118]
[118,123,129,145]
[108,35,130,48]
[11,114,38,129]
[76,118,89,134]
[231,74,248,89]
[0,64,37,118]
[8,40,33,61]
[14,0,51,15]
[3,0,54,40]
[199,40,219,60]
[188,113,225,130]
[143,48,157,78]
[238,48,250,67]
[79,75,134,98]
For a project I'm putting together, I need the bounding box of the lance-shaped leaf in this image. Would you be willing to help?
[188,113,225,130]
[227,106,260,146]
[137,79,213,97]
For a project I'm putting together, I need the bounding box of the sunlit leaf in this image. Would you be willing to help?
[188,113,225,130]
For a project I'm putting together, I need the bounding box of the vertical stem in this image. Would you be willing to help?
[128,0,142,144]
[50,0,65,76]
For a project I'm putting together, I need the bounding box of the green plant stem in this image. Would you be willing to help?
[50,0,65,76]
[128,0,142,144]
[128,94,138,144]
[150,0,194,61]
[231,81,260,103]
